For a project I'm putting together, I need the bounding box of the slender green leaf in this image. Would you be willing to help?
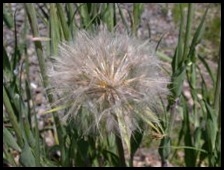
[130,129,143,166]
[187,7,208,60]
[3,46,11,71]
[193,127,202,163]
[76,139,91,167]
[25,3,66,167]
[171,4,184,73]
[156,51,172,63]
[19,142,36,167]
[12,10,21,75]
[198,55,215,84]
[79,3,91,28]
[160,145,207,153]
[49,3,60,55]
[3,85,23,146]
[102,3,116,32]
[102,149,120,167]
[176,4,184,65]
[35,4,49,26]
[130,130,143,158]
[24,3,48,88]
[183,3,194,60]
[159,136,171,163]
[132,3,144,36]
[213,40,221,113]
[204,101,217,152]
[170,65,186,98]
[66,3,77,39]
[115,135,126,167]
[3,127,21,152]
[182,98,196,167]
[56,4,70,41]
[3,46,12,81]
[3,4,14,29]
[215,130,221,167]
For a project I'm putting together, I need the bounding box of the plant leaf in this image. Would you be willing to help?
[19,142,36,167]
[3,127,21,152]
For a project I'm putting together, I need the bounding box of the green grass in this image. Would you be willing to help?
[172,3,221,61]
[3,3,220,167]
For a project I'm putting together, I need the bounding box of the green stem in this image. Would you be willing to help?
[132,3,143,36]
[3,86,23,147]
[115,134,126,167]
[213,39,221,115]
[113,112,127,167]
[56,3,70,41]
[24,3,66,166]
[183,3,194,60]
[24,4,48,89]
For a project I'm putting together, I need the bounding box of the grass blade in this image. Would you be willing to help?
[213,40,221,113]
[198,55,215,84]
[49,3,60,55]
[3,4,14,29]
[130,129,143,166]
[187,7,208,60]
[79,3,91,28]
[171,4,184,72]
[102,3,116,32]
[56,3,70,41]
[66,3,77,39]
[3,85,23,147]
[19,142,36,167]
[132,3,144,36]
[3,127,21,152]
[183,3,194,60]
[25,3,67,166]
[182,97,196,167]
[24,3,48,88]
[159,136,171,167]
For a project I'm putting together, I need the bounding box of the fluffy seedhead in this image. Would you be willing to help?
[48,28,168,138]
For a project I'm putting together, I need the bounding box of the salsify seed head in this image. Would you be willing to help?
[48,27,168,136]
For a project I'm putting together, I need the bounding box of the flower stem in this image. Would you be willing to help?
[115,134,126,167]
[213,39,221,115]
[24,4,67,166]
